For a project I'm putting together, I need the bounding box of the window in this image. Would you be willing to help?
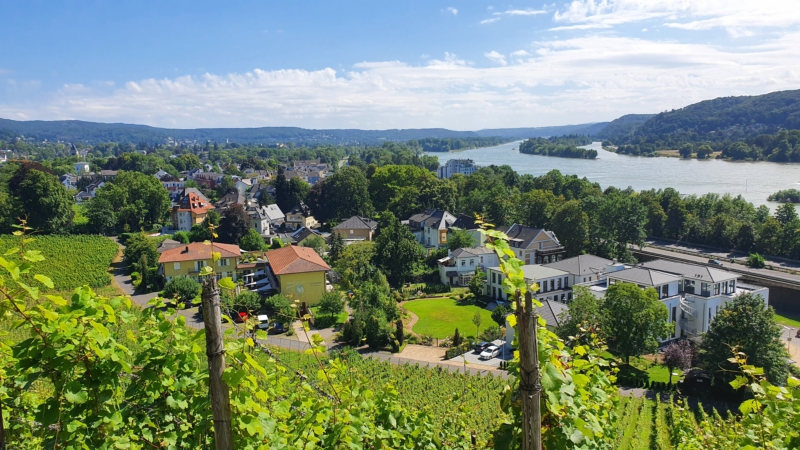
[195,261,206,272]
[174,263,181,270]
[550,280,554,291]
[350,230,353,235]
[564,277,569,287]
[583,277,586,282]
[480,256,483,263]
[492,272,496,283]
[218,258,230,267]
[461,260,466,266]
[470,259,474,266]
[557,278,562,289]
[538,242,543,250]
[671,306,676,323]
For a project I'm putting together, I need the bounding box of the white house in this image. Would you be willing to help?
[485,264,572,303]
[544,254,615,286]
[436,159,479,179]
[496,224,565,264]
[438,247,499,286]
[247,205,272,237]
[74,162,90,174]
[406,209,457,249]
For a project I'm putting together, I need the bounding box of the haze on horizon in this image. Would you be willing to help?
[2,0,799,131]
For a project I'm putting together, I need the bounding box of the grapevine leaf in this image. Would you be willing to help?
[34,274,54,289]
[218,277,236,290]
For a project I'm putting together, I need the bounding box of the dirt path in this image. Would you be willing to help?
[398,301,420,336]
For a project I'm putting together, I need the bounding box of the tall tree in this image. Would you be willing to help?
[373,212,425,287]
[555,286,602,341]
[90,170,170,231]
[700,292,788,385]
[306,166,374,223]
[551,200,588,257]
[598,192,647,260]
[662,340,693,385]
[600,282,670,364]
[274,166,291,212]
[327,231,345,266]
[446,228,476,251]
[239,228,266,251]
[218,204,252,245]
[14,169,74,234]
[775,202,798,225]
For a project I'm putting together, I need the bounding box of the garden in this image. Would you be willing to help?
[403,297,493,339]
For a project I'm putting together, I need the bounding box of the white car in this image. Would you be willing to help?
[256,314,270,330]
[479,345,500,360]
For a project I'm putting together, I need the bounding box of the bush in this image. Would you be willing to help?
[239,228,266,252]
[263,293,295,325]
[317,291,345,317]
[162,276,202,306]
[479,325,503,342]
[445,342,472,359]
[173,231,190,244]
[233,291,261,314]
[747,253,766,268]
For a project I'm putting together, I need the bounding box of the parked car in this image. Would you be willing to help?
[270,322,286,334]
[474,341,491,353]
[708,259,724,267]
[256,314,270,330]
[479,345,500,360]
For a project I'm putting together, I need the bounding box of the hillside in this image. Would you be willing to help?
[476,122,608,139]
[595,114,655,140]
[0,118,486,145]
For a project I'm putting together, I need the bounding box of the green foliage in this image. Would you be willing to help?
[519,135,597,159]
[768,188,800,203]
[0,234,118,290]
[12,168,75,234]
[374,211,425,287]
[446,227,476,251]
[404,298,493,339]
[469,268,486,297]
[556,285,602,341]
[172,230,190,244]
[747,252,766,268]
[88,170,171,232]
[491,304,510,327]
[238,227,266,251]
[407,136,511,153]
[162,276,201,305]
[232,290,261,314]
[305,166,374,222]
[317,290,345,317]
[601,282,671,364]
[218,203,251,244]
[327,231,345,266]
[700,292,789,385]
[262,293,295,325]
[335,241,376,285]
[479,325,503,342]
[452,328,462,346]
[122,231,158,274]
[300,234,328,256]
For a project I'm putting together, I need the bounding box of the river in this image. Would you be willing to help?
[441,141,800,209]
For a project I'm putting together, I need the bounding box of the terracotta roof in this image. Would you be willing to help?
[267,245,330,275]
[158,242,241,264]
[176,192,214,214]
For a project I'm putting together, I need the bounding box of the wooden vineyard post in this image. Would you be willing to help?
[516,289,542,450]
[201,276,234,450]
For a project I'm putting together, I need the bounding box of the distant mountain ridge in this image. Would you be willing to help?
[0,118,609,145]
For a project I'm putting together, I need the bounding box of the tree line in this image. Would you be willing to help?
[519,135,597,159]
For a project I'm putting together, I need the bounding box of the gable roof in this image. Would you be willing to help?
[407,209,456,230]
[607,267,681,287]
[214,191,245,210]
[175,191,214,214]
[639,259,738,283]
[451,247,495,258]
[544,254,613,277]
[267,245,330,275]
[158,242,241,264]
[291,227,322,244]
[157,239,183,253]
[450,214,481,230]
[537,300,568,328]
[333,216,378,230]
[263,204,285,221]
[495,224,560,249]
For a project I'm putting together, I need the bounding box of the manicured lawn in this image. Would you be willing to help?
[616,356,682,386]
[403,298,493,339]
[775,312,800,328]
[311,306,348,329]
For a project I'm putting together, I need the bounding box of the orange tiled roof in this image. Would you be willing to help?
[176,192,214,214]
[267,245,330,275]
[158,242,241,264]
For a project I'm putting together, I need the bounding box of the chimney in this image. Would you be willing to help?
[183,246,189,253]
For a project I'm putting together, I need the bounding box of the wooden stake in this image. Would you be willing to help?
[201,277,234,450]
[0,394,7,450]
[516,289,542,450]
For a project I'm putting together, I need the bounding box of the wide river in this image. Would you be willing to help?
[441,141,800,209]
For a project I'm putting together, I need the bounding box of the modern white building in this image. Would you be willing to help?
[74,162,90,174]
[436,159,479,179]
[438,247,500,286]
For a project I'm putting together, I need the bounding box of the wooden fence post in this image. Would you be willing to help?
[201,277,234,450]
[516,289,542,450]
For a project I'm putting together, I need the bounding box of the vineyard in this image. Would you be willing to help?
[264,346,509,445]
[0,234,119,290]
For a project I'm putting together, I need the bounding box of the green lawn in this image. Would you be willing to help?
[775,312,800,328]
[403,298,493,339]
[616,356,682,386]
[311,306,348,329]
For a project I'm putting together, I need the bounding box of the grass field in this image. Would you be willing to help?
[775,312,800,328]
[403,298,494,339]
[0,234,119,291]
[310,306,348,329]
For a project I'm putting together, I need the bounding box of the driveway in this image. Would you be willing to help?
[781,324,800,364]
[449,340,512,369]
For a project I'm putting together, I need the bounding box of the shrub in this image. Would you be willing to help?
[173,231,190,244]
[747,253,766,268]
[317,290,345,317]
[479,325,503,342]
[162,276,202,306]
[445,342,471,359]
[233,291,261,314]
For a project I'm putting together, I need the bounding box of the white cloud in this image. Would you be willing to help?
[505,9,547,16]
[445,7,458,15]
[487,6,494,10]
[1,35,799,129]
[480,17,500,24]
[554,0,800,35]
[510,50,531,57]
[484,51,508,66]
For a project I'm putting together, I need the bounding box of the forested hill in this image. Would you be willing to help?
[595,114,655,140]
[476,122,608,139]
[0,118,487,145]
[602,89,800,144]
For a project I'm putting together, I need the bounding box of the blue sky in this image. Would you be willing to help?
[1,1,799,130]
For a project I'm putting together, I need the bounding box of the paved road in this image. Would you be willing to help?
[780,324,800,365]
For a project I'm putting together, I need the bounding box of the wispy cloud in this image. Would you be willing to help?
[2,35,799,129]
[504,9,547,16]
[445,7,458,15]
[484,51,507,66]
[510,50,531,57]
[480,17,500,24]
[553,0,800,35]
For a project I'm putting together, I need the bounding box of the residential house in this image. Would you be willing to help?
[247,205,272,236]
[171,189,214,232]
[266,245,331,306]
[436,158,478,179]
[73,181,105,204]
[235,178,251,196]
[438,247,499,286]
[485,264,572,303]
[0,149,11,163]
[544,254,614,286]
[449,214,486,246]
[332,216,378,243]
[159,175,185,199]
[154,169,168,179]
[156,239,184,253]
[97,170,118,181]
[194,172,224,190]
[285,202,318,231]
[290,227,324,247]
[505,300,568,346]
[263,204,285,227]
[158,242,242,282]
[495,224,565,264]
[406,209,457,249]
[214,191,245,212]
[60,174,78,190]
[74,162,90,174]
